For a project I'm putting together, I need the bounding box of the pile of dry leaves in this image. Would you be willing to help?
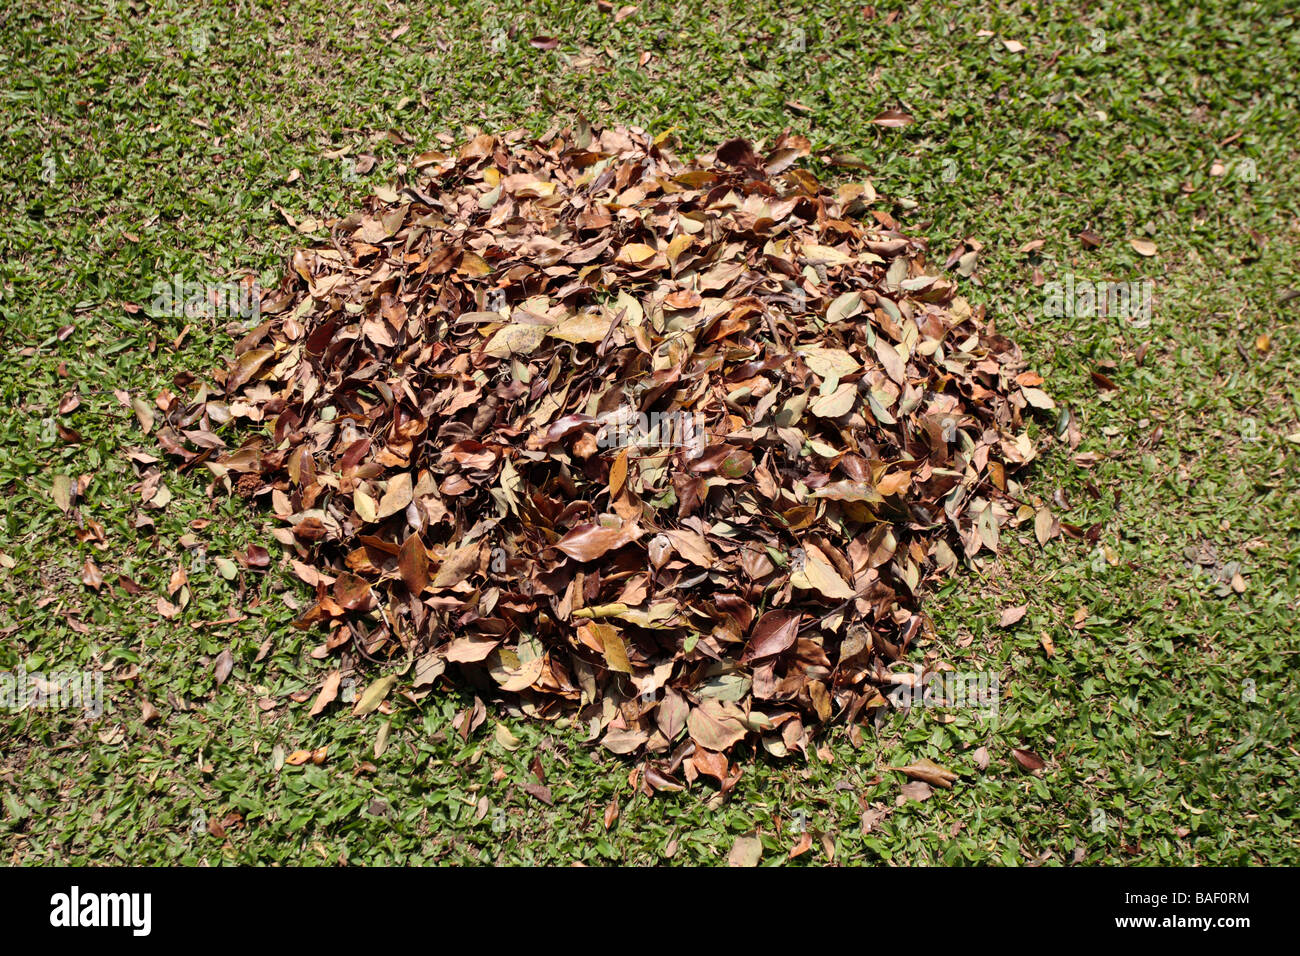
[161,122,1055,788]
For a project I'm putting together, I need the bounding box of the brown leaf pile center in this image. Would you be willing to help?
[162,123,1048,788]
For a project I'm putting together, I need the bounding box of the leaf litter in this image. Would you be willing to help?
[159,122,1052,789]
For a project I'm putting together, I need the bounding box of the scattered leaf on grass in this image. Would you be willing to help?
[728,834,763,867]
[81,556,104,591]
[1012,748,1046,772]
[999,604,1028,627]
[870,109,914,127]
[310,670,342,717]
[52,474,72,512]
[893,757,959,789]
[352,674,397,716]
[213,649,234,686]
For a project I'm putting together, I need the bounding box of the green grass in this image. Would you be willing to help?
[1,0,1297,865]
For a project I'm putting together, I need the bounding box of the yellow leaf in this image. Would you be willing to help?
[131,396,156,433]
[495,723,523,750]
[616,243,659,267]
[354,487,378,523]
[352,674,396,717]
[665,234,693,264]
[491,653,544,692]
[800,242,853,266]
[376,473,412,518]
[591,621,632,674]
[801,345,860,379]
[791,549,855,599]
[810,383,857,418]
[609,448,629,498]
[458,252,491,275]
[484,321,548,358]
[875,470,911,496]
[51,474,72,512]
[548,312,609,343]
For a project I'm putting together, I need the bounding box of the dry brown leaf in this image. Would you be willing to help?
[310,670,342,717]
[999,604,1028,627]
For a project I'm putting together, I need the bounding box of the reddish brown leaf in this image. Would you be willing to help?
[999,604,1028,627]
[397,533,428,595]
[554,522,642,562]
[310,670,342,717]
[871,109,915,128]
[745,609,802,660]
[81,556,104,591]
[1012,748,1046,772]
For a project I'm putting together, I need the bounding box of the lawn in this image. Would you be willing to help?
[1,0,1297,865]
